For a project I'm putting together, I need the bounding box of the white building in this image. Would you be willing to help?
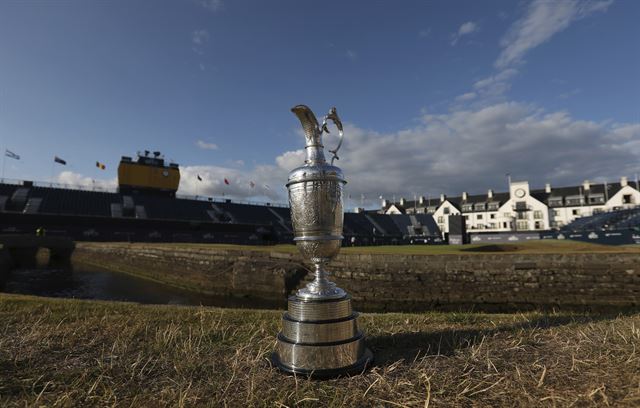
[382,176,640,236]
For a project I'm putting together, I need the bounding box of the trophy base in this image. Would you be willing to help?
[272,295,373,378]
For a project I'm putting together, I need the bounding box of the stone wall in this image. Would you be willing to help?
[74,243,640,312]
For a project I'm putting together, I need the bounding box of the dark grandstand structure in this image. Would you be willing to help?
[561,207,640,232]
[0,151,441,245]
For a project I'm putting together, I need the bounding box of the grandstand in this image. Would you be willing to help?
[0,150,441,245]
[0,179,440,245]
[562,207,640,232]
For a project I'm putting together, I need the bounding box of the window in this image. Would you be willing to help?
[490,213,496,219]
[548,198,563,207]
[533,210,543,219]
[462,204,473,212]
[437,216,444,223]
[552,210,559,216]
[623,194,633,204]
[516,221,528,230]
[534,221,542,230]
[474,203,486,211]
[463,215,469,220]
[502,222,508,228]
[503,212,511,219]
[588,195,604,204]
[515,201,528,211]
[516,212,529,220]
[572,209,580,216]
[476,214,483,220]
[593,208,603,214]
[443,207,450,214]
[488,202,500,211]
[488,223,496,229]
[566,197,582,206]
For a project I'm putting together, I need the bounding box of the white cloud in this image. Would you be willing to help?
[451,21,478,45]
[184,103,638,205]
[192,29,209,45]
[471,68,519,99]
[196,140,218,150]
[455,92,477,102]
[418,28,431,38]
[191,29,209,57]
[50,103,640,208]
[496,0,613,68]
[56,171,117,190]
[196,0,223,12]
[179,164,285,201]
[458,22,478,35]
[558,88,582,99]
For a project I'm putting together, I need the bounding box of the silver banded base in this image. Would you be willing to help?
[272,295,373,378]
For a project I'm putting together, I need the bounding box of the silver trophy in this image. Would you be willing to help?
[272,105,373,378]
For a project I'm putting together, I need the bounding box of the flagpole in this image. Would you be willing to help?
[50,160,54,187]
[1,151,5,181]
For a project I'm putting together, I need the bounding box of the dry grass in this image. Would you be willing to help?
[1,294,639,407]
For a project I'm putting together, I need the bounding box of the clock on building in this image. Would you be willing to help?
[515,188,526,198]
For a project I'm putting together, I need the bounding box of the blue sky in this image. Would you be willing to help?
[0,0,638,206]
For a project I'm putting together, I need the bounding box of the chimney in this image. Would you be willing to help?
[440,193,446,203]
[382,199,388,208]
[545,183,551,193]
[487,189,493,199]
[418,196,425,205]
[583,180,590,191]
[621,176,628,187]
[400,197,406,206]
[462,192,468,201]
[354,207,364,213]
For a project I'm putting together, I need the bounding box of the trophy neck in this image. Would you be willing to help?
[305,144,326,165]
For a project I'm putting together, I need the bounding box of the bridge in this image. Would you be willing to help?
[0,234,75,270]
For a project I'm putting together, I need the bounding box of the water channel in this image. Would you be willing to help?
[1,264,283,309]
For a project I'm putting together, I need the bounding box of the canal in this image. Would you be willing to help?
[1,263,283,309]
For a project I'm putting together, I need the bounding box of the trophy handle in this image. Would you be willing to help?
[322,107,344,165]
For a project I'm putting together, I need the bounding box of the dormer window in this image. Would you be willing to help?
[462,204,473,212]
[487,202,500,211]
[548,197,563,207]
[588,194,604,204]
[565,195,583,206]
[474,203,486,211]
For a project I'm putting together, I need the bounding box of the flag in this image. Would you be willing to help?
[54,156,67,165]
[249,181,255,188]
[224,178,230,185]
[95,161,106,170]
[5,149,19,160]
[197,174,202,181]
